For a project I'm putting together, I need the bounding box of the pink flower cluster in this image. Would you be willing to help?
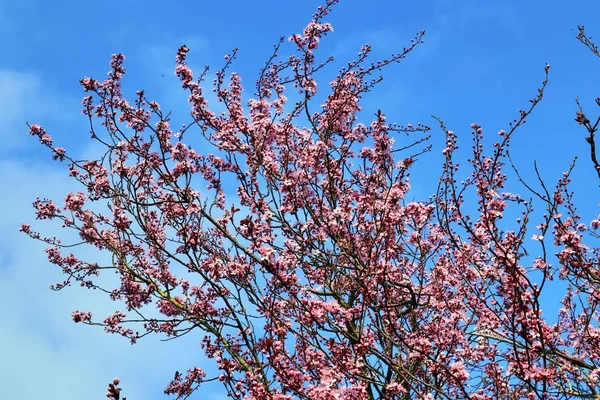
[22,2,600,399]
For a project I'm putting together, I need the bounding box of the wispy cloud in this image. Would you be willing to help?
[0,157,225,398]
[0,69,76,153]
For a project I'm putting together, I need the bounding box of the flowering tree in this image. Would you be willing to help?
[23,1,600,399]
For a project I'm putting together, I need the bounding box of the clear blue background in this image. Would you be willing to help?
[2,0,600,398]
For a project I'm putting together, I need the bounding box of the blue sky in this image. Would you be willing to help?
[2,0,600,398]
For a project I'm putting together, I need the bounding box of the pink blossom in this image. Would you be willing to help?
[22,3,600,399]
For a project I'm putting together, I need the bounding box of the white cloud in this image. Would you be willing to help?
[0,155,223,398]
[0,70,65,151]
